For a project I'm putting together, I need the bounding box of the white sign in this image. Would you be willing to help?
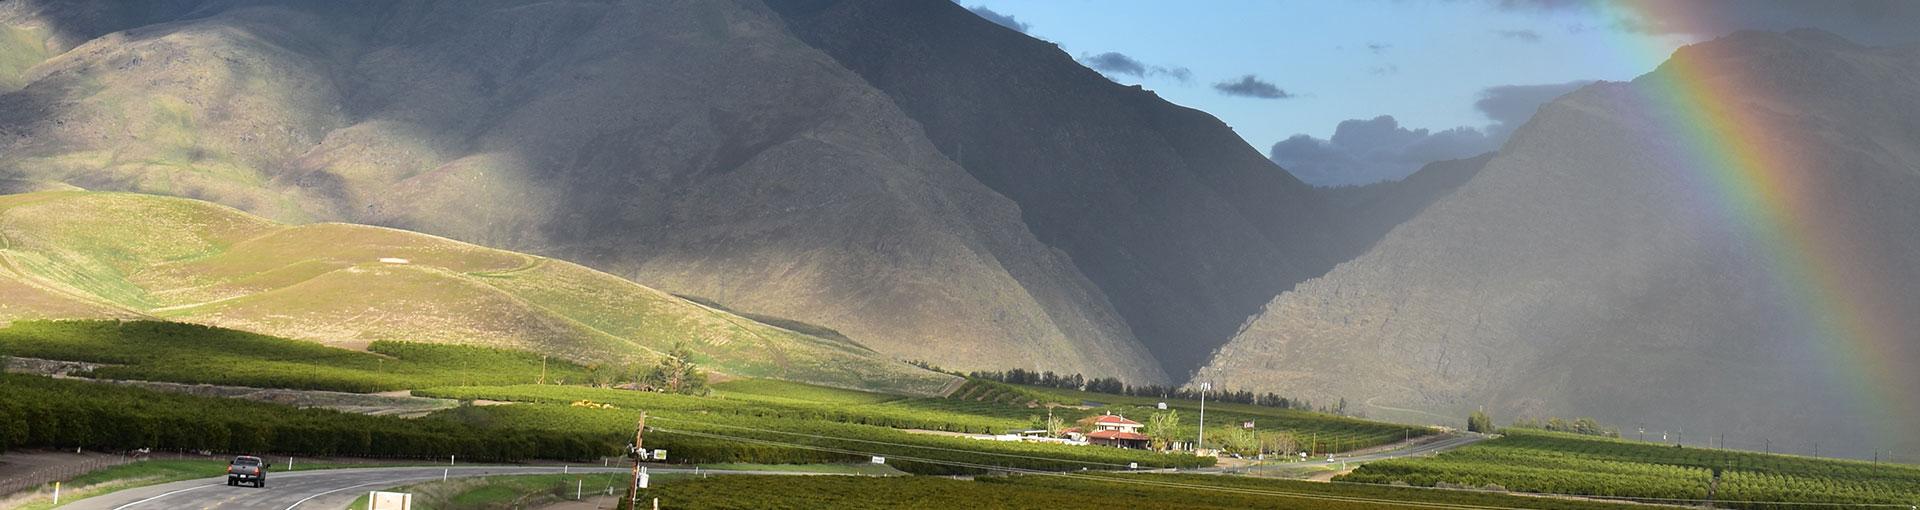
[637,471,651,489]
[1128,462,1138,469]
[368,491,413,510]
[1156,402,1167,410]
[870,456,886,464]
[653,449,666,461]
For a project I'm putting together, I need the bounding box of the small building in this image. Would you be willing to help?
[1084,414,1150,449]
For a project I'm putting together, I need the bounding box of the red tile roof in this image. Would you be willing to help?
[1092,415,1142,426]
[1086,430,1150,441]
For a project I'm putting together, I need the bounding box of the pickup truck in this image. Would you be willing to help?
[227,456,269,488]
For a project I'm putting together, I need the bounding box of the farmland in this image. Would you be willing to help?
[0,374,618,462]
[1012,383,1431,454]
[1339,429,1920,508]
[415,384,1212,474]
[0,320,589,392]
[620,472,1653,510]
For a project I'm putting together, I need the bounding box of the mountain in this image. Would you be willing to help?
[0,0,1186,381]
[772,0,1345,377]
[1200,30,1920,457]
[0,191,956,394]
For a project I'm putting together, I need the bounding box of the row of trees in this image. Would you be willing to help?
[580,342,709,395]
[0,374,619,461]
[1509,416,1619,438]
[966,368,1337,413]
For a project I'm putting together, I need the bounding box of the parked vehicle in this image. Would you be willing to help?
[227,456,269,488]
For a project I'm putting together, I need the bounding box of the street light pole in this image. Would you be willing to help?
[1198,382,1211,452]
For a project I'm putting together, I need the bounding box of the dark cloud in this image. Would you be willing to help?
[967,6,1029,33]
[1493,29,1543,42]
[1475,80,1592,139]
[1213,75,1292,99]
[1078,52,1192,83]
[1082,52,1147,77]
[1270,80,1592,186]
[1270,116,1493,187]
[1489,0,1920,45]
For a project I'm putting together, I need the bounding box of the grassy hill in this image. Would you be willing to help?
[0,191,954,394]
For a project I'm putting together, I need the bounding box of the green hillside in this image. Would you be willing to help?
[0,191,953,394]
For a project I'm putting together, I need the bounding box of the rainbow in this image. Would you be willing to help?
[1598,2,1916,445]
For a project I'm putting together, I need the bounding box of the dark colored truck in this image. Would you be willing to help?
[227,456,269,488]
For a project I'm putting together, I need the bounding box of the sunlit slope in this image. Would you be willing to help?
[0,191,954,394]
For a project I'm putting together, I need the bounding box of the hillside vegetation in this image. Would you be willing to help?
[0,192,952,394]
[1341,429,1920,507]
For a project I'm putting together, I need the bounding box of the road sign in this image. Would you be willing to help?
[638,467,651,489]
[368,491,412,510]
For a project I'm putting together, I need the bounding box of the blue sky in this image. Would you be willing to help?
[968,0,1687,146]
[962,0,1920,185]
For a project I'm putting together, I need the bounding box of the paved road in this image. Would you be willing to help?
[1335,433,1485,463]
[63,465,810,510]
[1192,432,1487,476]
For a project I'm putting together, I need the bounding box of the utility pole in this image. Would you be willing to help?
[539,355,549,385]
[1813,442,1820,458]
[1764,438,1771,454]
[629,412,647,510]
[1197,382,1211,452]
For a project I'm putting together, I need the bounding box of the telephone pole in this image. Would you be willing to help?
[629,412,647,510]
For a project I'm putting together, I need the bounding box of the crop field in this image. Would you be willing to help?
[0,320,587,392]
[414,384,1208,475]
[621,472,1652,510]
[1013,383,1430,453]
[0,374,618,461]
[1339,429,1920,508]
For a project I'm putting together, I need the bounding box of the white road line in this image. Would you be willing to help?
[283,477,430,510]
[111,483,219,510]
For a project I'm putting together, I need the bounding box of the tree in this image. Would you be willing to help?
[1468,409,1494,433]
[1042,413,1065,438]
[644,342,708,395]
[1216,426,1260,456]
[1146,410,1182,451]
[1261,430,1298,456]
[585,363,616,388]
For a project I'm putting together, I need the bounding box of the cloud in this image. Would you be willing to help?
[967,6,1029,33]
[1213,75,1292,99]
[1493,29,1543,42]
[1487,0,1920,45]
[1081,52,1147,77]
[1474,80,1592,139]
[1270,116,1494,187]
[1078,52,1193,83]
[1366,42,1393,54]
[1269,80,1593,186]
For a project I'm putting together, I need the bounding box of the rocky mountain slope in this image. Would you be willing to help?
[0,0,1193,381]
[1201,30,1920,457]
[0,191,956,394]
[771,0,1346,377]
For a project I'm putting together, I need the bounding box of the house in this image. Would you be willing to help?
[1083,413,1150,449]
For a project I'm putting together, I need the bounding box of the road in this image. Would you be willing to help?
[1334,432,1485,463]
[62,464,821,510]
[1191,432,1487,477]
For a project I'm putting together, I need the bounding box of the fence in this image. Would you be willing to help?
[0,452,134,501]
